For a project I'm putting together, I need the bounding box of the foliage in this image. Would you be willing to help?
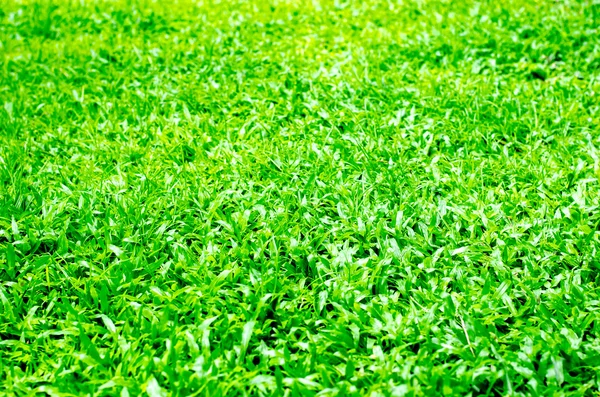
[1,0,600,395]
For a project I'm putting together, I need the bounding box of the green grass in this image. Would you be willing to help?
[1,0,600,395]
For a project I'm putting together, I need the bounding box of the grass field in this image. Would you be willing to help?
[1,0,600,395]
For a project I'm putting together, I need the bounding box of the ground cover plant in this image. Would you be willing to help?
[1,0,600,395]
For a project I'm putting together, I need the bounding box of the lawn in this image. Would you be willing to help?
[1,0,600,395]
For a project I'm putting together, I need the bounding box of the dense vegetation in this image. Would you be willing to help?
[1,0,600,395]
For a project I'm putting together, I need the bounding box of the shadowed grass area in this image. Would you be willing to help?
[1,0,600,395]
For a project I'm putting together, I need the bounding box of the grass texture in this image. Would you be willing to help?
[1,0,600,395]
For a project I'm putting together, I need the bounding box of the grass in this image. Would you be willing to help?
[0,0,600,395]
